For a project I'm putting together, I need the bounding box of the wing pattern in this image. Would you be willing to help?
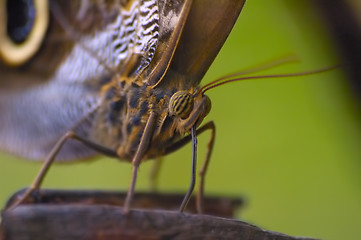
[0,0,245,161]
[0,0,160,160]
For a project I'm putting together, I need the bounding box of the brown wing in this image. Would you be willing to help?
[137,0,193,86]
[0,0,199,160]
[155,0,246,89]
[0,0,123,160]
[0,0,161,160]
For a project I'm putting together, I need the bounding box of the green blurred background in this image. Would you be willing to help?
[1,0,360,239]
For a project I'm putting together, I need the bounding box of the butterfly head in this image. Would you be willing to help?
[168,89,211,132]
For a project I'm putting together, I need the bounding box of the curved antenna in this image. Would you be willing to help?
[199,55,299,93]
[201,65,340,94]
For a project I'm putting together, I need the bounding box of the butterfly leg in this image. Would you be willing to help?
[164,121,215,213]
[196,121,215,214]
[123,112,158,214]
[149,157,163,191]
[7,131,118,211]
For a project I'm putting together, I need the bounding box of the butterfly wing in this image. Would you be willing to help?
[0,0,158,160]
[0,0,195,161]
[158,0,246,89]
[138,0,192,86]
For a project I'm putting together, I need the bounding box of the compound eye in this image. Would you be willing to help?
[0,0,49,66]
[169,91,194,119]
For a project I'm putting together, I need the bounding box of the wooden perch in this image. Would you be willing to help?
[1,189,317,240]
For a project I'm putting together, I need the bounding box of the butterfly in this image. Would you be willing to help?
[0,0,246,212]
